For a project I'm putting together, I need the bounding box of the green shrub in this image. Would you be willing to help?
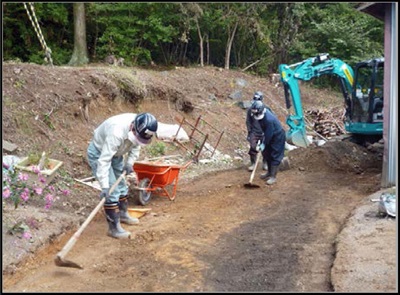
[147,141,166,157]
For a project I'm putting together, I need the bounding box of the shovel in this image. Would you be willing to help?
[244,151,261,189]
[54,171,127,269]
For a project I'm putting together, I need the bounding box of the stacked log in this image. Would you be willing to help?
[305,108,346,139]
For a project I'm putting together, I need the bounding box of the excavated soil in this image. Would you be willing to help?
[2,62,397,292]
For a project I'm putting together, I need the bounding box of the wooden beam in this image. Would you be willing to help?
[2,140,18,152]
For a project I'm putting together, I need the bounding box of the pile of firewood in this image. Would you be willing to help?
[305,108,347,139]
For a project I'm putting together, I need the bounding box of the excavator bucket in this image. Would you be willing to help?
[287,129,310,148]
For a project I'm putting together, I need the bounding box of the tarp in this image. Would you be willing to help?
[156,122,189,142]
[378,192,396,217]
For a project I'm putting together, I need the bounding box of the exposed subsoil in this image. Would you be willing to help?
[2,62,397,292]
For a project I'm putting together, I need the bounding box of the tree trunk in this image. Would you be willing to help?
[205,34,210,65]
[224,22,238,70]
[92,10,99,60]
[196,21,204,67]
[183,42,188,65]
[68,3,89,66]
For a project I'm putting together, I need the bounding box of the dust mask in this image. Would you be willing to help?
[128,131,146,146]
[254,108,266,120]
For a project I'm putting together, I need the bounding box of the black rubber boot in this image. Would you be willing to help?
[248,155,257,171]
[119,196,139,225]
[266,165,279,185]
[104,203,131,239]
[262,161,269,171]
[260,161,272,179]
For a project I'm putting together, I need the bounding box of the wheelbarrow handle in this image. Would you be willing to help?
[55,171,127,262]
[181,160,193,170]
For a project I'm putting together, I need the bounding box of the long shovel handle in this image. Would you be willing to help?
[56,171,126,261]
[248,152,261,184]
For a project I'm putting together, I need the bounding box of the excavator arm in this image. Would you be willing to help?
[278,53,355,147]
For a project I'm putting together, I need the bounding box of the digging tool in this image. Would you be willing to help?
[244,151,261,189]
[54,171,127,269]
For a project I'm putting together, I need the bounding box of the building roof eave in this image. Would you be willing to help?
[357,2,386,21]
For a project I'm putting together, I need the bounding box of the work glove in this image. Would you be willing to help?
[126,171,138,187]
[123,164,133,175]
[100,188,110,200]
[256,143,265,152]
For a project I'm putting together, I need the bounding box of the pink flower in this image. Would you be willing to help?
[18,173,29,181]
[45,193,54,202]
[48,185,55,192]
[32,166,41,174]
[20,189,30,201]
[2,187,11,199]
[22,232,32,240]
[62,189,70,196]
[33,187,43,195]
[39,176,46,183]
[44,193,54,210]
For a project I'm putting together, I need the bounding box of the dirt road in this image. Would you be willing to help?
[2,151,383,292]
[2,63,395,292]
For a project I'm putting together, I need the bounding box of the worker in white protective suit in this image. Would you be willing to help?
[87,113,158,239]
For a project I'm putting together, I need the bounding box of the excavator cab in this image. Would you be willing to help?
[347,57,384,140]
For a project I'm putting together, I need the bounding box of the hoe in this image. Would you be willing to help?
[54,171,126,269]
[244,152,261,189]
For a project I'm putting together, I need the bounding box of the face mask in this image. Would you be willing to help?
[254,108,266,120]
[128,131,146,146]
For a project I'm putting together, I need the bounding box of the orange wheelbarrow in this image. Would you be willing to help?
[132,160,192,205]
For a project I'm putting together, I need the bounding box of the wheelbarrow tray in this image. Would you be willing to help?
[133,161,183,186]
[132,160,191,205]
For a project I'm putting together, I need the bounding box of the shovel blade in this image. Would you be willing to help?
[244,183,260,189]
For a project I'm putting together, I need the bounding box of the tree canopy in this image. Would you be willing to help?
[3,2,384,75]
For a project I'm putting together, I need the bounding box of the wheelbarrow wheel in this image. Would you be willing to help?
[136,178,152,206]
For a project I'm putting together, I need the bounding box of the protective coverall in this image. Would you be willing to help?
[246,105,275,171]
[246,107,267,171]
[87,113,140,201]
[258,108,286,184]
[87,113,142,239]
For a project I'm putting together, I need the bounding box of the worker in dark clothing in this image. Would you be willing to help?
[246,91,269,171]
[250,100,286,185]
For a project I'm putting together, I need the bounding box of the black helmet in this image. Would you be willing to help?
[134,113,158,144]
[251,100,265,120]
[253,91,263,101]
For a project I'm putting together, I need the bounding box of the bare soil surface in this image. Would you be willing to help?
[2,62,397,292]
